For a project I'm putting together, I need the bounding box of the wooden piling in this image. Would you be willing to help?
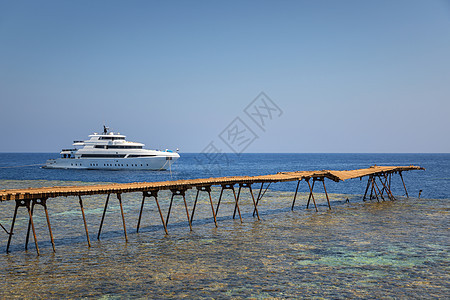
[97,194,110,240]
[166,189,192,231]
[78,195,91,247]
[291,180,300,211]
[216,184,242,223]
[399,171,409,198]
[191,186,217,227]
[137,190,168,234]
[116,193,128,242]
[306,178,318,212]
[254,182,270,216]
[362,175,372,201]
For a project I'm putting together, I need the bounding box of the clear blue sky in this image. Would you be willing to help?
[1,0,449,153]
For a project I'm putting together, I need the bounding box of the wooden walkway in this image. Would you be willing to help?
[0,165,424,255]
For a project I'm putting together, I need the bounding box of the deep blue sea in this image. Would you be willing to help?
[0,153,448,298]
[0,153,448,198]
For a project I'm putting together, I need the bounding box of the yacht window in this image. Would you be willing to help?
[80,154,126,158]
[99,137,125,140]
[94,145,142,149]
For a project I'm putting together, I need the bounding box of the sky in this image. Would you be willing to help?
[0,0,449,153]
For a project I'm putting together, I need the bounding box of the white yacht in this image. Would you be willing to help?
[44,126,180,170]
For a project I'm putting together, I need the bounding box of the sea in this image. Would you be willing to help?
[0,153,448,298]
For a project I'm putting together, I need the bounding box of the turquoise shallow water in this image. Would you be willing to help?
[0,179,448,298]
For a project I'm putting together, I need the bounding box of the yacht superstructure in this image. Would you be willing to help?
[44,126,179,170]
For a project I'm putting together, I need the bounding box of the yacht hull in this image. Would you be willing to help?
[44,155,179,170]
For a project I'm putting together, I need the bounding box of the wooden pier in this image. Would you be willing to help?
[0,165,424,255]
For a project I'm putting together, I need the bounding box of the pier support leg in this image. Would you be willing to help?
[23,200,39,255]
[248,184,260,220]
[233,183,260,221]
[253,182,271,216]
[232,186,243,223]
[40,198,56,252]
[207,187,218,227]
[380,173,395,200]
[25,199,52,253]
[136,194,146,233]
[399,171,409,198]
[190,189,200,224]
[137,191,168,234]
[379,173,393,200]
[306,179,316,210]
[254,182,270,217]
[387,174,395,200]
[236,183,260,220]
[257,183,264,212]
[154,192,168,235]
[97,193,110,240]
[233,185,242,220]
[6,201,19,253]
[25,201,35,251]
[7,199,39,254]
[291,180,301,211]
[306,178,330,210]
[370,177,377,201]
[389,173,392,194]
[182,193,192,231]
[27,201,39,254]
[166,194,174,227]
[117,193,128,242]
[306,179,318,212]
[166,189,192,231]
[379,176,386,197]
[363,175,372,201]
[374,177,385,201]
[78,195,91,247]
[191,186,217,227]
[215,188,224,217]
[96,193,127,241]
[322,179,331,209]
[215,184,242,223]
[371,177,380,202]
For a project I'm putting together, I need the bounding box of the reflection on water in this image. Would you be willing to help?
[0,180,448,298]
